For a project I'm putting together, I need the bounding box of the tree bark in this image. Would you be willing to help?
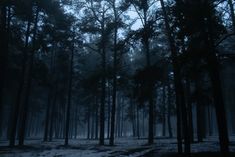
[18,6,39,146]
[136,105,140,138]
[130,99,136,137]
[107,82,111,139]
[87,108,90,140]
[160,0,190,154]
[195,76,206,142]
[162,86,166,137]
[9,18,31,147]
[44,89,52,142]
[205,2,230,154]
[99,12,106,145]
[49,82,58,142]
[95,96,99,140]
[43,43,56,142]
[0,4,9,132]
[64,41,74,146]
[185,79,194,142]
[110,1,118,145]
[167,82,173,138]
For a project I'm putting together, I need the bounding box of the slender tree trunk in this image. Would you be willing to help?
[205,3,230,154]
[207,53,230,154]
[95,96,99,140]
[64,43,74,146]
[180,84,191,154]
[91,109,95,139]
[0,5,9,132]
[54,114,59,139]
[162,86,166,137]
[195,77,205,142]
[143,29,154,144]
[121,99,124,137]
[49,83,58,142]
[167,82,173,138]
[196,101,203,142]
[107,82,111,139]
[185,79,194,142]
[44,90,52,142]
[9,19,31,147]
[99,17,106,145]
[110,3,118,144]
[144,37,154,145]
[208,106,213,136]
[140,4,155,144]
[115,96,120,138]
[74,105,78,139]
[148,94,154,144]
[188,97,194,143]
[136,106,140,138]
[99,54,105,145]
[142,109,145,137]
[18,7,39,146]
[43,43,56,142]
[160,0,189,153]
[130,99,136,137]
[27,113,32,137]
[87,108,90,140]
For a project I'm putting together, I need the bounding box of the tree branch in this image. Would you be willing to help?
[215,32,235,47]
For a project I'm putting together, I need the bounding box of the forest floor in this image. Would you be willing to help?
[0,137,235,157]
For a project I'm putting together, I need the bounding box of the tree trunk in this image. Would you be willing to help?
[148,94,154,144]
[167,82,173,138]
[160,0,192,154]
[115,95,120,138]
[142,108,145,137]
[208,106,213,136]
[162,86,166,137]
[95,96,99,140]
[196,101,203,142]
[205,3,230,154]
[18,6,39,146]
[87,108,90,140]
[107,82,111,139]
[185,79,194,142]
[9,19,31,147]
[0,5,9,132]
[188,97,194,143]
[144,32,154,144]
[43,42,57,142]
[49,82,58,142]
[64,42,74,146]
[207,53,230,154]
[74,105,78,139]
[160,0,186,153]
[195,77,206,142]
[120,98,124,137]
[91,108,95,139]
[130,99,136,137]
[136,106,140,138]
[99,17,106,145]
[110,4,118,144]
[44,89,52,142]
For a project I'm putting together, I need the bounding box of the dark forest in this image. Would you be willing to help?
[0,0,235,157]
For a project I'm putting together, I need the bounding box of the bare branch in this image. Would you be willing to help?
[215,32,235,47]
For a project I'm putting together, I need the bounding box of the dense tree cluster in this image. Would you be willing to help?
[0,0,235,156]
